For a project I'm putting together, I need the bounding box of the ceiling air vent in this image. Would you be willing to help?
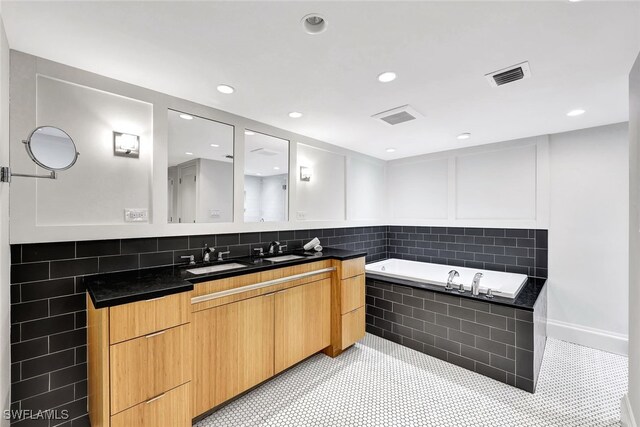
[372,105,422,126]
[485,61,531,87]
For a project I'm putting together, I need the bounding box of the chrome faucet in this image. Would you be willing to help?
[278,244,288,254]
[203,244,213,263]
[217,250,230,262]
[181,255,196,266]
[268,241,280,255]
[472,272,483,296]
[446,270,459,290]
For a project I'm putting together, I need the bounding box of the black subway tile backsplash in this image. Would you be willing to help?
[22,242,76,263]
[8,225,543,422]
[11,263,50,284]
[76,240,120,258]
[121,237,158,254]
[157,236,189,251]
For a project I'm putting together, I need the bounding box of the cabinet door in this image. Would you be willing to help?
[274,278,331,374]
[192,293,274,417]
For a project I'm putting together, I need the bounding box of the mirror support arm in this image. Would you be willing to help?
[0,166,57,183]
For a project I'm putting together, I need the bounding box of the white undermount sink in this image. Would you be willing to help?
[187,263,247,275]
[264,255,306,263]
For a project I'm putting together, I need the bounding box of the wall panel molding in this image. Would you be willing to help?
[387,135,549,230]
[9,51,386,244]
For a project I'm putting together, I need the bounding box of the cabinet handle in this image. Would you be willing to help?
[145,393,166,404]
[145,330,166,339]
[191,267,336,304]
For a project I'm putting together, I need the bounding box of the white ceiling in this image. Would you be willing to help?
[3,1,640,160]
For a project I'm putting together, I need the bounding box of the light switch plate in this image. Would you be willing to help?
[124,208,149,222]
[296,211,307,220]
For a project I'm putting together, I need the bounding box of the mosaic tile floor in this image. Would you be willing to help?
[196,334,628,427]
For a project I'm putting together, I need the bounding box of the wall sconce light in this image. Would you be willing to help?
[113,132,140,158]
[300,166,312,182]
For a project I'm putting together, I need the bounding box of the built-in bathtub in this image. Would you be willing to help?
[364,258,547,393]
[366,258,528,299]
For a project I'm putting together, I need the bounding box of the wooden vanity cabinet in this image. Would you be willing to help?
[88,255,367,425]
[87,293,192,427]
[192,293,275,416]
[324,257,367,357]
[274,278,331,373]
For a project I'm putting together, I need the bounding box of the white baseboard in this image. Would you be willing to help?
[622,394,637,427]
[547,319,628,356]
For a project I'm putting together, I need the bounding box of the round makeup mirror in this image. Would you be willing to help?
[25,126,79,171]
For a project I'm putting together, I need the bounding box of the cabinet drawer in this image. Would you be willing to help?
[340,275,365,314]
[341,306,365,350]
[109,292,190,344]
[339,257,365,280]
[110,323,191,414]
[110,383,190,427]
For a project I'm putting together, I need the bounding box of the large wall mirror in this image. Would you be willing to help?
[243,130,289,222]
[167,110,234,223]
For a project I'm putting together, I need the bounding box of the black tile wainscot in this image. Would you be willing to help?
[387,227,548,279]
[8,226,386,425]
[365,275,548,393]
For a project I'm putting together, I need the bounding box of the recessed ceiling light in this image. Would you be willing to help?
[378,72,397,83]
[457,133,471,140]
[567,109,585,117]
[289,112,303,118]
[386,148,396,153]
[217,84,235,94]
[185,152,193,155]
[273,166,280,170]
[256,173,262,176]
[179,114,193,120]
[568,0,583,2]
[210,144,219,148]
[301,14,327,35]
[244,130,255,136]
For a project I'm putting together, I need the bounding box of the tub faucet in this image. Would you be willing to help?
[446,270,459,290]
[472,272,483,296]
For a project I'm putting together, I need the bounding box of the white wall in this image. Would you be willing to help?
[0,10,11,425]
[197,159,233,223]
[346,156,386,221]
[34,75,153,225]
[624,52,640,427]
[548,123,629,355]
[456,145,537,220]
[386,136,549,229]
[296,144,345,222]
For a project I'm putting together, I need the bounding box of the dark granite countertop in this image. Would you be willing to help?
[86,247,367,308]
[365,272,547,311]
